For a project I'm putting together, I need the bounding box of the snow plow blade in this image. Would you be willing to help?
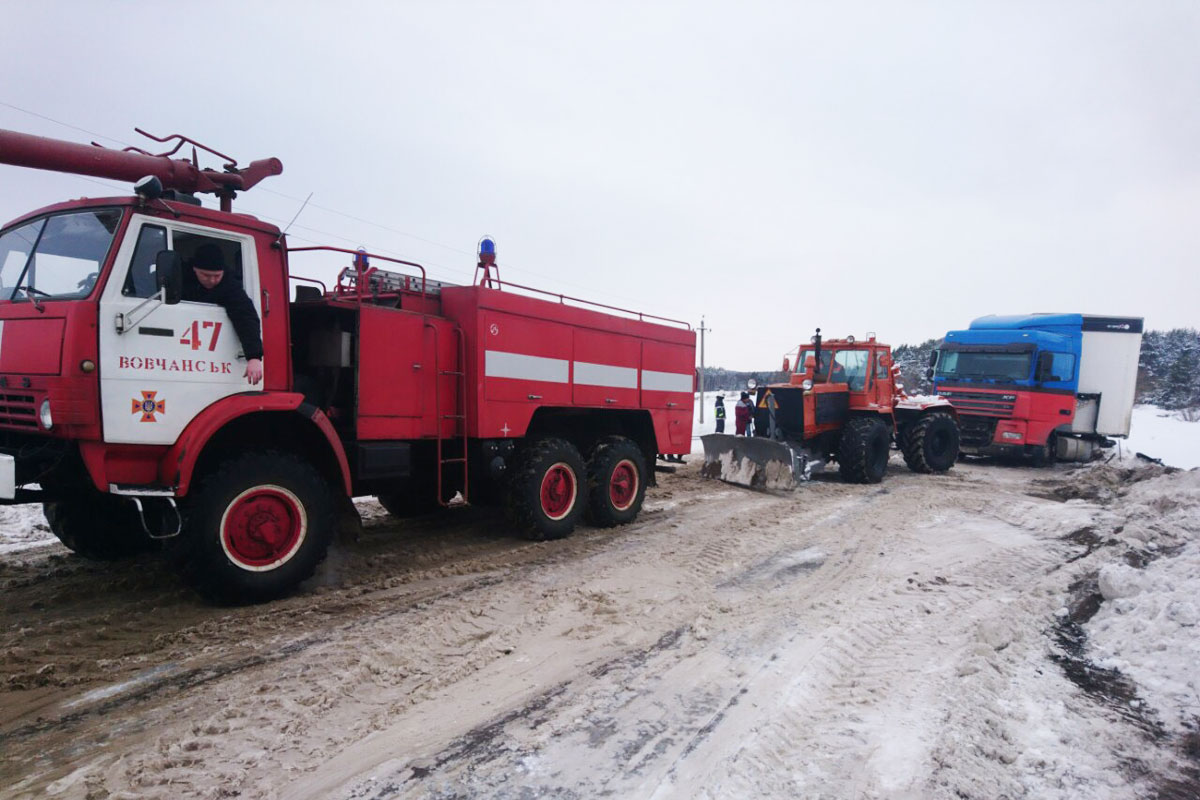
[700,434,816,491]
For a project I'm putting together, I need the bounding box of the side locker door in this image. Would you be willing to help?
[641,340,695,451]
[98,218,260,446]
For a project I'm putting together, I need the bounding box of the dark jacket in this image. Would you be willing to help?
[182,275,264,360]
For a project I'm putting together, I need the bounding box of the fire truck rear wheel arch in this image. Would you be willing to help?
[900,410,960,474]
[507,438,587,541]
[176,450,335,604]
[585,436,648,527]
[838,416,891,484]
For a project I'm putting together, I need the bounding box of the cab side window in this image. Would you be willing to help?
[122,225,168,298]
[1048,352,1075,382]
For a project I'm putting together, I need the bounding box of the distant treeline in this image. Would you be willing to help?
[701,328,1200,410]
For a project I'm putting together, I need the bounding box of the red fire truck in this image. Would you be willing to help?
[0,128,695,603]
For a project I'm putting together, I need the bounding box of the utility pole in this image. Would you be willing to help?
[698,317,709,423]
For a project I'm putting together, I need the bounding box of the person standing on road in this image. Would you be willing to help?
[714,395,726,433]
[734,392,753,436]
[183,242,264,385]
[763,388,779,439]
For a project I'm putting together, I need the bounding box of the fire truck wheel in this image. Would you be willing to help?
[508,438,586,540]
[586,436,647,527]
[43,494,151,560]
[901,411,960,473]
[180,452,334,604]
[838,416,891,484]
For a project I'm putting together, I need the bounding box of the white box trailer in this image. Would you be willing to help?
[1073,317,1144,438]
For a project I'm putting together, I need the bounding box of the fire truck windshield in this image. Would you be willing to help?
[935,350,1032,382]
[0,208,123,302]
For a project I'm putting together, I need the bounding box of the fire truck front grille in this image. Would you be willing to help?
[0,393,39,429]
[937,390,1016,418]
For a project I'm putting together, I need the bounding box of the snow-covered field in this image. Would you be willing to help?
[1122,405,1200,470]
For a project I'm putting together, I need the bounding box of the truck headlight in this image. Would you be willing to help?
[39,399,53,430]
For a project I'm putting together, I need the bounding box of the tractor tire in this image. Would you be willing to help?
[177,451,335,604]
[586,436,647,527]
[507,438,586,541]
[838,417,891,484]
[901,411,960,473]
[43,492,151,560]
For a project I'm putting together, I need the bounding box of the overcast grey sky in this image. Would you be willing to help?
[2,1,1197,369]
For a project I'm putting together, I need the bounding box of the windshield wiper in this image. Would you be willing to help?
[12,284,50,313]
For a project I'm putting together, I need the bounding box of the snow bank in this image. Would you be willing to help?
[1119,405,1200,470]
[1084,469,1200,735]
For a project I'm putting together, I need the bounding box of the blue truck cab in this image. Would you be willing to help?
[933,314,1143,462]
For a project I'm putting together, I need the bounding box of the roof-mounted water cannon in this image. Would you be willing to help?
[0,126,282,213]
[475,236,501,287]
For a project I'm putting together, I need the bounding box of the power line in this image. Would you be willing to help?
[0,101,131,147]
[0,101,693,317]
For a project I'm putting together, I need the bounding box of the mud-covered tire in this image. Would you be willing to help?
[43,493,151,560]
[507,438,586,541]
[177,451,334,604]
[1031,433,1058,468]
[838,417,891,484]
[901,411,960,473]
[586,436,647,527]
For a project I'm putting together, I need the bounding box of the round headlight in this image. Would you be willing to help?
[801,379,814,391]
[39,398,53,430]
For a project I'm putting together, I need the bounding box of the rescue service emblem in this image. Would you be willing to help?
[131,391,166,422]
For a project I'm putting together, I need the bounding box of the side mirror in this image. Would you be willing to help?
[928,350,939,367]
[925,367,934,380]
[782,357,791,373]
[155,250,183,305]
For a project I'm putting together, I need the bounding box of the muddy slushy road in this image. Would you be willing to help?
[1,459,1195,799]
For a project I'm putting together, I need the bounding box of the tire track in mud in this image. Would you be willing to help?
[327,474,936,798]
[653,497,1083,799]
[0,500,697,784]
[336,471,1083,799]
[6,461,1146,800]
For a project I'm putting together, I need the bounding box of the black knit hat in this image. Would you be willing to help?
[193,243,227,271]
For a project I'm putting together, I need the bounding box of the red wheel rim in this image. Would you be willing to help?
[539,462,577,521]
[609,459,639,511]
[220,485,307,571]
